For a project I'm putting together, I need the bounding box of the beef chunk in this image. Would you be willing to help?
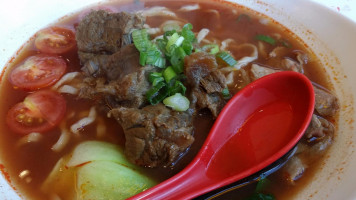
[305,114,334,140]
[76,10,144,54]
[250,63,281,81]
[109,104,194,167]
[78,63,155,108]
[314,86,339,117]
[280,155,306,184]
[78,52,110,78]
[184,52,227,117]
[281,114,334,185]
[103,44,143,81]
[78,44,156,109]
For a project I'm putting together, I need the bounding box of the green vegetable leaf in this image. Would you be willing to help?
[255,34,276,45]
[216,51,237,66]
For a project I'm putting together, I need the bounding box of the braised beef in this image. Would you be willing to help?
[79,52,110,77]
[184,52,227,117]
[280,155,306,184]
[76,10,144,54]
[109,104,194,167]
[305,114,334,140]
[250,63,281,81]
[314,85,339,117]
[78,59,155,108]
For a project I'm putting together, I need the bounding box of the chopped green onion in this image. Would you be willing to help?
[152,77,164,86]
[163,66,177,83]
[170,47,187,73]
[163,30,177,40]
[135,23,197,106]
[167,80,186,96]
[166,33,180,51]
[175,36,185,47]
[222,88,231,99]
[145,45,166,68]
[182,40,193,55]
[139,52,147,66]
[149,72,163,83]
[146,81,168,105]
[255,34,276,45]
[132,29,166,68]
[216,51,237,66]
[181,23,195,42]
[202,44,219,54]
[163,93,190,111]
[132,29,150,52]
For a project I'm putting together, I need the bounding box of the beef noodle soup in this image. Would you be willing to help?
[0,0,339,199]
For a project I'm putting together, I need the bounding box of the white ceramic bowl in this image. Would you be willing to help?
[0,0,355,199]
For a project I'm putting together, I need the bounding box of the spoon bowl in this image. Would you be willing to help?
[130,71,315,200]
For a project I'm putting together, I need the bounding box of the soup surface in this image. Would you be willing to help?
[0,0,338,199]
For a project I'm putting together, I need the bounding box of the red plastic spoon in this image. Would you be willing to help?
[130,71,315,200]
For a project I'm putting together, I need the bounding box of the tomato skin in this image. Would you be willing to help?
[6,90,66,135]
[35,26,76,54]
[9,54,67,90]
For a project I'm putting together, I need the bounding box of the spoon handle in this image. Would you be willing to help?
[129,160,214,200]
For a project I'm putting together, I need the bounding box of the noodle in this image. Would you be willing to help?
[140,6,177,17]
[70,107,97,134]
[178,4,200,12]
[197,28,209,43]
[16,132,43,147]
[52,72,80,90]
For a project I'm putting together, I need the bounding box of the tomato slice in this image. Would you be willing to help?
[35,26,76,54]
[6,90,66,135]
[9,54,67,90]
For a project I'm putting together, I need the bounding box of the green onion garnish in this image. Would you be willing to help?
[202,44,219,54]
[132,29,166,68]
[134,23,199,106]
[146,81,168,105]
[167,80,186,96]
[166,32,182,51]
[216,51,237,66]
[163,93,190,111]
[149,72,163,83]
[255,34,276,45]
[222,88,231,99]
[163,66,177,83]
